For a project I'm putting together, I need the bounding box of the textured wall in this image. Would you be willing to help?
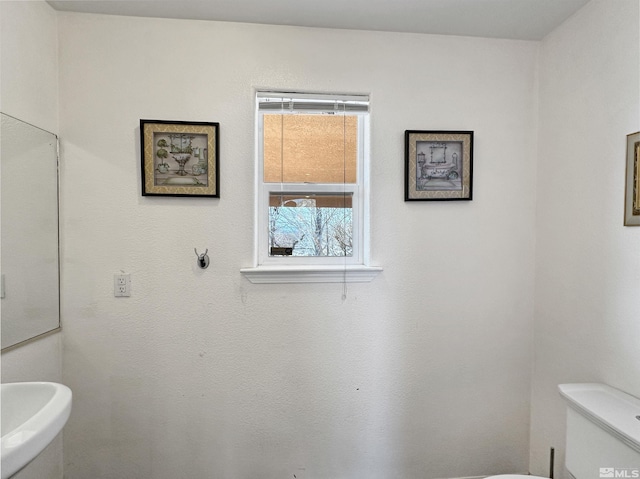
[530,0,640,475]
[0,0,58,133]
[58,13,538,478]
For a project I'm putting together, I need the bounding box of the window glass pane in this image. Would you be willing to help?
[268,193,353,257]
[264,115,357,184]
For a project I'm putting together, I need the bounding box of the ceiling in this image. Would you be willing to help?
[46,0,591,41]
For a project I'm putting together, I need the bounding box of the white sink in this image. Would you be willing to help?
[1,382,72,479]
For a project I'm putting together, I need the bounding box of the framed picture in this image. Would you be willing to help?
[141,120,219,197]
[405,130,473,201]
[625,131,640,226]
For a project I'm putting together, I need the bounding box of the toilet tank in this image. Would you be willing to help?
[559,384,640,479]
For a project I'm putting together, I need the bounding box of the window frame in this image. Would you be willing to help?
[241,91,381,283]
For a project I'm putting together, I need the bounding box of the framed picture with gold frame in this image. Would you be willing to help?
[625,131,640,226]
[405,130,473,201]
[141,120,219,197]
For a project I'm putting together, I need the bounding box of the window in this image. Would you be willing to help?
[241,91,381,283]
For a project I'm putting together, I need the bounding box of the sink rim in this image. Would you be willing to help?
[1,381,72,479]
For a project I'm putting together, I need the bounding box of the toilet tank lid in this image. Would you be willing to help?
[559,383,640,453]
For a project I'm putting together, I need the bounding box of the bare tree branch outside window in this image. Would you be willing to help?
[269,198,352,257]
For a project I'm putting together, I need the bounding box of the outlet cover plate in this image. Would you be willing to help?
[114,274,131,297]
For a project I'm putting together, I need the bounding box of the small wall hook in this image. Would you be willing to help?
[194,248,210,269]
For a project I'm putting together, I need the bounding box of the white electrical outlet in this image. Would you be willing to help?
[114,273,131,297]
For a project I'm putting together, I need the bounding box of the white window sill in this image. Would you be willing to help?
[240,265,382,284]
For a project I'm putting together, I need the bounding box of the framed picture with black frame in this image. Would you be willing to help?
[405,130,473,201]
[140,119,219,197]
[625,131,640,226]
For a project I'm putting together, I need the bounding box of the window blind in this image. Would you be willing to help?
[257,91,369,113]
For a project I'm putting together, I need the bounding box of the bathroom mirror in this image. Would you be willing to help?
[1,113,60,350]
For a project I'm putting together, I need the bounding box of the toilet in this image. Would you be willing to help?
[486,383,640,479]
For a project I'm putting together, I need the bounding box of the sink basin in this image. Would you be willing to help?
[1,382,72,479]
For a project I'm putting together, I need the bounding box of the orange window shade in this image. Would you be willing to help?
[264,114,357,183]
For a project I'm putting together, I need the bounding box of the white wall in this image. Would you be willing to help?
[0,1,58,133]
[530,0,640,475]
[58,13,539,479]
[0,2,63,478]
